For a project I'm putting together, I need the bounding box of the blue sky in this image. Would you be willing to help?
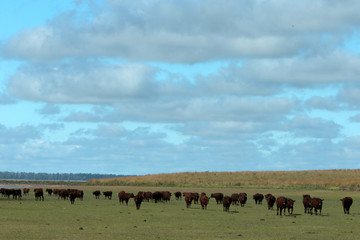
[1,0,360,175]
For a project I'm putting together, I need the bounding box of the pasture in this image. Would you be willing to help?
[0,185,359,240]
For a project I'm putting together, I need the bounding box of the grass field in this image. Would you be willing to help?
[0,185,359,240]
[88,169,360,190]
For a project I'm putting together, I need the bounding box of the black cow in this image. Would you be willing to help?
[93,190,101,199]
[253,193,264,205]
[103,191,113,200]
[341,197,353,214]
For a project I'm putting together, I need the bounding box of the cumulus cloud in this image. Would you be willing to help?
[2,0,360,62]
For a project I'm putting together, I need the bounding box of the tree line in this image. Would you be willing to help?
[0,171,125,181]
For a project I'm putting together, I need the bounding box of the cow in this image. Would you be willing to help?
[118,191,134,205]
[162,191,172,203]
[265,193,276,210]
[222,196,232,212]
[69,191,77,204]
[231,193,240,205]
[184,193,193,208]
[276,196,287,216]
[310,197,324,215]
[59,189,69,200]
[174,191,182,200]
[13,189,22,200]
[286,198,296,215]
[134,193,143,210]
[46,189,53,196]
[152,191,164,203]
[93,190,101,199]
[23,188,30,196]
[302,194,312,214]
[239,193,247,207]
[103,191,113,200]
[192,192,199,204]
[34,189,44,201]
[341,197,353,214]
[200,194,209,210]
[253,193,264,205]
[144,192,152,202]
[210,193,223,204]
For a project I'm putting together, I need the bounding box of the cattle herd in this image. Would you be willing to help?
[0,187,354,216]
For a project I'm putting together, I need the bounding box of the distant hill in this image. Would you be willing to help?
[0,171,126,181]
[88,169,360,190]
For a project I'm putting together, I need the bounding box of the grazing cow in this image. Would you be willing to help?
[34,189,44,201]
[265,193,276,210]
[231,193,240,205]
[118,191,135,205]
[222,196,232,212]
[162,191,172,203]
[103,191,113,200]
[23,188,30,196]
[59,189,69,200]
[276,196,287,216]
[239,193,247,207]
[93,190,101,199]
[144,192,152,202]
[303,194,312,214]
[253,193,264,205]
[184,193,193,208]
[310,197,324,215]
[134,193,143,210]
[152,191,164,203]
[174,191,182,200]
[341,197,353,214]
[286,198,296,215]
[46,189,53,196]
[200,194,209,210]
[13,189,22,200]
[210,193,223,204]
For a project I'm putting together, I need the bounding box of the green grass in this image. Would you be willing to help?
[1,185,359,239]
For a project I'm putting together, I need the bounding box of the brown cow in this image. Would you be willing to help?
[103,191,113,200]
[286,198,296,215]
[59,189,69,200]
[253,193,264,205]
[184,193,193,208]
[239,193,247,207]
[162,191,171,203]
[341,197,353,214]
[210,193,223,204]
[192,192,199,204]
[223,196,232,212]
[34,189,44,201]
[144,192,152,202]
[310,197,324,215]
[276,196,287,216]
[118,191,134,205]
[134,193,143,210]
[302,194,312,214]
[23,188,30,196]
[93,190,101,199]
[200,194,209,210]
[265,193,276,210]
[231,193,240,205]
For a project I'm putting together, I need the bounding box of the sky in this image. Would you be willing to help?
[1,0,360,175]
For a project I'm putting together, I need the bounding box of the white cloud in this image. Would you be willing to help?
[3,0,360,62]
